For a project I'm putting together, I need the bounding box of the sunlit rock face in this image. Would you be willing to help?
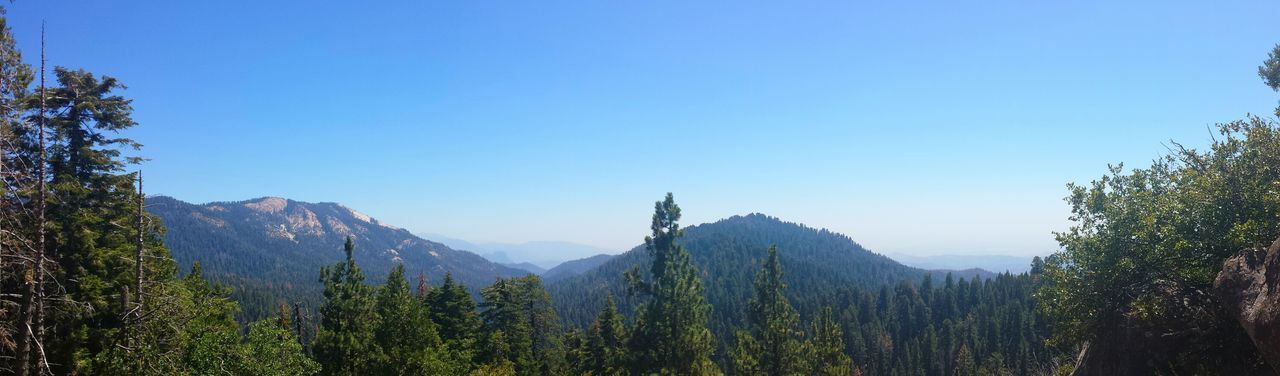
[1216,238,1280,374]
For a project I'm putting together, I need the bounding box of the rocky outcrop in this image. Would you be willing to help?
[1215,238,1280,374]
[1071,276,1272,375]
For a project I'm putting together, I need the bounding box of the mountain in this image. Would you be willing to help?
[148,196,526,320]
[547,213,934,350]
[418,234,617,269]
[503,262,547,275]
[541,254,614,282]
[935,267,1000,281]
[887,253,1035,273]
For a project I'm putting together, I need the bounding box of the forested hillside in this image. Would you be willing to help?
[542,254,614,282]
[548,212,1058,373]
[549,213,921,327]
[148,195,526,319]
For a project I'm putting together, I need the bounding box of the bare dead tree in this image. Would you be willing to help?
[132,171,144,374]
[134,171,144,312]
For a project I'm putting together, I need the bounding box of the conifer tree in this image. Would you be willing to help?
[479,275,566,375]
[731,245,805,376]
[21,64,178,375]
[242,318,321,376]
[953,344,976,376]
[427,272,481,355]
[372,264,452,375]
[805,307,853,376]
[313,237,376,375]
[481,278,533,369]
[626,193,719,375]
[518,276,567,375]
[585,295,627,375]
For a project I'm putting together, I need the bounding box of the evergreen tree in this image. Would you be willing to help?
[481,278,533,369]
[22,65,167,374]
[372,264,454,375]
[805,307,853,376]
[626,193,720,375]
[731,245,805,376]
[585,295,627,375]
[479,275,567,375]
[313,237,377,375]
[427,272,482,356]
[174,265,245,375]
[242,318,321,376]
[953,344,976,376]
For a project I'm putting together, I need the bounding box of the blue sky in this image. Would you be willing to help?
[6,1,1279,256]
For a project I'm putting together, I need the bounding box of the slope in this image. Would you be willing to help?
[148,195,526,319]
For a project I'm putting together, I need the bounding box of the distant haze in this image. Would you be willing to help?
[420,233,617,269]
[886,253,1036,274]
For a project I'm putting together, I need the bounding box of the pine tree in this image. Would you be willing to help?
[805,307,853,376]
[585,295,627,375]
[731,245,805,376]
[313,237,377,375]
[241,319,321,376]
[481,278,533,369]
[954,344,976,376]
[372,264,452,375]
[426,272,481,355]
[626,193,720,375]
[18,64,179,374]
[480,275,566,375]
[518,276,567,375]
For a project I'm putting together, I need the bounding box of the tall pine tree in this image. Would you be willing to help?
[731,245,805,376]
[479,275,566,375]
[313,237,376,375]
[805,307,853,376]
[626,193,719,375]
[585,295,627,376]
[426,272,481,359]
[372,264,454,375]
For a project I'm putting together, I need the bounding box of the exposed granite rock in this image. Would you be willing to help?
[1215,238,1280,374]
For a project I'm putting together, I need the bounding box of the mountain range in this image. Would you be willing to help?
[150,196,1008,326]
[887,253,1037,274]
[419,234,618,270]
[147,196,528,319]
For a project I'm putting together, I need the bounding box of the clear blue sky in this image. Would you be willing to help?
[7,1,1279,256]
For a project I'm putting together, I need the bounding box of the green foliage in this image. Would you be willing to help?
[1261,44,1280,93]
[804,307,852,376]
[479,275,567,375]
[313,237,378,375]
[731,245,806,376]
[427,272,482,356]
[550,213,923,353]
[953,344,976,376]
[1037,120,1280,368]
[242,319,321,376]
[626,193,721,375]
[24,65,177,374]
[372,264,455,375]
[583,295,627,375]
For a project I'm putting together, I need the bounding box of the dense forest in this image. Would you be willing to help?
[2,5,1280,375]
[146,195,528,321]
